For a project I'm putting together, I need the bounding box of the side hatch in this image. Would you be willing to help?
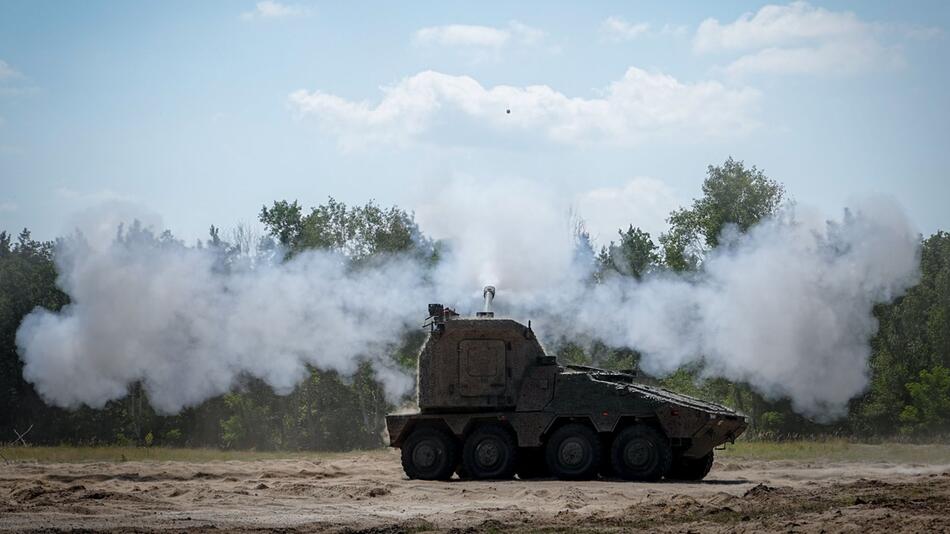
[458,339,507,398]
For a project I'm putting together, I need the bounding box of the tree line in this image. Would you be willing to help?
[1,158,948,449]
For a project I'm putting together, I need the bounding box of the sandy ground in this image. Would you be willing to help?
[2,449,950,533]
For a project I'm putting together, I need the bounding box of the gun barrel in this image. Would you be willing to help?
[483,285,496,314]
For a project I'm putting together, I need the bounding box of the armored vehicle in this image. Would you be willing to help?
[386,287,747,481]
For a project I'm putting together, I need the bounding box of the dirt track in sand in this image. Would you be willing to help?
[2,450,950,533]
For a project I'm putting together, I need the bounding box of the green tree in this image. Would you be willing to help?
[260,197,432,262]
[660,157,785,271]
[220,389,279,450]
[257,200,303,248]
[0,230,69,440]
[899,366,950,436]
[597,225,660,280]
[855,231,950,435]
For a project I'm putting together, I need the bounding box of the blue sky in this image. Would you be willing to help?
[1,1,948,245]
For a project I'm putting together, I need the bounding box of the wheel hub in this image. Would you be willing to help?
[558,438,586,467]
[475,439,501,468]
[624,438,655,469]
[412,440,439,469]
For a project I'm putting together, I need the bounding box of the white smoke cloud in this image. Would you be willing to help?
[415,176,577,303]
[15,188,920,420]
[521,197,920,419]
[15,228,427,413]
[412,179,919,418]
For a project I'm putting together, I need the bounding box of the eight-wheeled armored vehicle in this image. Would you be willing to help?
[386,287,747,481]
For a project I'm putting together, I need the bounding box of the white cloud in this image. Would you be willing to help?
[415,24,508,48]
[414,21,545,49]
[0,60,21,80]
[694,2,910,76]
[575,177,679,244]
[601,16,650,42]
[724,39,904,76]
[508,21,546,46]
[241,1,308,20]
[898,24,944,41]
[694,2,868,53]
[289,68,759,150]
[659,24,690,38]
[600,18,688,42]
[0,201,17,213]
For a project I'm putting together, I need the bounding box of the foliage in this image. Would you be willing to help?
[259,197,433,263]
[758,411,786,435]
[899,366,950,435]
[660,157,785,271]
[0,230,69,439]
[220,390,279,449]
[0,163,947,449]
[854,231,950,436]
[597,225,659,280]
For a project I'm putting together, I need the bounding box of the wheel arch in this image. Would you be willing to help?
[461,417,518,441]
[541,416,599,442]
[612,415,667,435]
[392,417,458,448]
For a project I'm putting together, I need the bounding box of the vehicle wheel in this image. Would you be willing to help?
[400,426,458,481]
[667,451,714,481]
[462,425,518,480]
[545,424,601,480]
[516,448,549,479]
[610,425,672,482]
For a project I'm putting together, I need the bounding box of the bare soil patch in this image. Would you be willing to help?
[1,449,949,532]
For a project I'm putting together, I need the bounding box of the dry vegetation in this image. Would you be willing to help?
[721,439,950,463]
[0,445,372,463]
[5,439,949,464]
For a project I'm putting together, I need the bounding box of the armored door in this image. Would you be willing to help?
[458,339,507,397]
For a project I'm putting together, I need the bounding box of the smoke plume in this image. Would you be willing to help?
[547,198,920,418]
[15,186,921,419]
[16,228,428,413]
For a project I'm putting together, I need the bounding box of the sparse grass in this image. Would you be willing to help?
[720,439,950,464]
[3,440,950,465]
[0,445,391,463]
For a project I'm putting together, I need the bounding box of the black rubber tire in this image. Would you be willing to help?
[516,447,549,479]
[400,426,458,481]
[462,425,518,480]
[599,440,616,478]
[545,424,601,480]
[610,425,672,482]
[667,451,714,481]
